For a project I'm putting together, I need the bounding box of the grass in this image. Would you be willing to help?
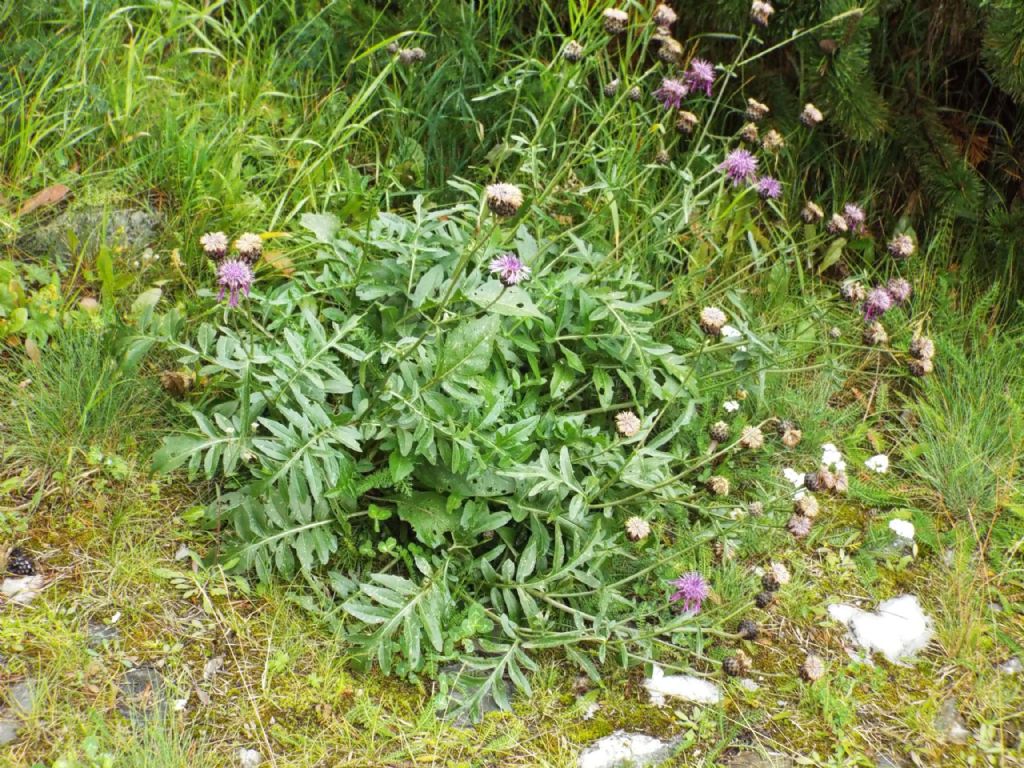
[2,1,1023,766]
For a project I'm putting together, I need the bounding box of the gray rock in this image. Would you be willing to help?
[0,717,19,746]
[725,752,794,768]
[19,207,162,258]
[117,666,167,725]
[578,731,679,768]
[998,657,1022,675]
[873,755,905,768]
[87,620,120,645]
[6,680,34,716]
[935,698,970,744]
[1,575,45,605]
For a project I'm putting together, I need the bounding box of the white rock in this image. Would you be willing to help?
[864,454,889,473]
[828,594,932,664]
[738,678,759,692]
[998,657,1022,675]
[1,575,45,605]
[643,666,721,707]
[888,519,915,540]
[238,748,263,768]
[578,731,675,768]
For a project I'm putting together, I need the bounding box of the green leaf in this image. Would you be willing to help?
[439,315,499,378]
[468,281,546,319]
[396,492,459,548]
[299,212,340,243]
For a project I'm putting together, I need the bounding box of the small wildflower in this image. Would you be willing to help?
[234,232,263,264]
[485,183,524,217]
[888,233,915,259]
[800,103,824,127]
[604,78,621,97]
[562,40,584,62]
[719,149,759,186]
[615,410,642,437]
[787,513,812,538]
[398,47,426,64]
[801,201,824,223]
[826,213,849,235]
[488,253,532,286]
[652,3,678,28]
[602,8,629,34]
[761,129,785,153]
[909,357,934,376]
[750,0,775,26]
[840,281,866,302]
[723,399,741,413]
[801,654,825,681]
[843,203,866,234]
[625,516,651,541]
[887,277,912,304]
[685,58,715,97]
[654,78,689,109]
[746,98,770,121]
[669,571,710,614]
[909,336,935,360]
[863,321,888,346]
[675,110,700,135]
[863,286,893,321]
[627,85,642,102]
[794,494,819,519]
[740,122,760,143]
[217,259,254,308]
[755,176,782,200]
[709,421,730,443]
[699,306,728,335]
[656,36,684,65]
[707,475,730,496]
[740,425,765,450]
[200,231,229,261]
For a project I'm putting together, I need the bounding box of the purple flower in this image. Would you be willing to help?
[863,286,893,321]
[684,58,715,97]
[718,149,759,186]
[843,203,866,234]
[217,259,254,308]
[887,277,912,304]
[654,78,689,110]
[669,571,710,614]
[489,253,532,286]
[756,176,782,199]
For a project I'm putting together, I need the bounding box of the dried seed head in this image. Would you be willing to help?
[750,0,775,26]
[656,37,684,65]
[761,129,785,154]
[700,306,728,336]
[827,213,849,234]
[625,516,651,541]
[200,231,229,260]
[653,3,678,28]
[603,8,629,34]
[801,653,825,681]
[908,357,934,377]
[740,425,765,450]
[787,513,813,538]
[770,562,791,586]
[737,619,759,640]
[707,475,731,496]
[709,421,730,443]
[816,467,837,492]
[615,410,642,437]
[711,538,725,563]
[740,122,760,143]
[863,321,889,347]
[761,571,780,592]
[562,40,584,62]
[887,277,913,305]
[755,590,775,608]
[834,469,849,493]
[828,326,842,339]
[909,336,935,360]
[840,281,866,303]
[746,97,770,121]
[234,232,263,264]
[398,47,427,64]
[800,103,824,127]
[675,110,700,134]
[628,85,642,102]
[747,500,764,517]
[794,494,819,518]
[723,650,752,677]
[654,149,671,165]
[485,183,524,217]
[803,471,822,492]
[781,427,802,449]
[603,78,621,97]
[801,201,824,223]
[160,369,195,398]
[888,233,916,259]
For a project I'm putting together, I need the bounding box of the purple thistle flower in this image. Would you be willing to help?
[756,176,782,199]
[843,203,866,234]
[217,259,254,308]
[887,277,912,304]
[669,571,710,614]
[863,286,893,321]
[654,78,689,110]
[718,149,759,186]
[489,253,532,286]
[684,58,715,97]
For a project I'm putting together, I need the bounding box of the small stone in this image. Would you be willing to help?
[238,748,263,768]
[0,718,20,746]
[578,730,678,768]
[19,207,163,258]
[117,667,167,725]
[7,680,35,716]
[998,657,1023,675]
[935,698,970,744]
[1,575,45,605]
